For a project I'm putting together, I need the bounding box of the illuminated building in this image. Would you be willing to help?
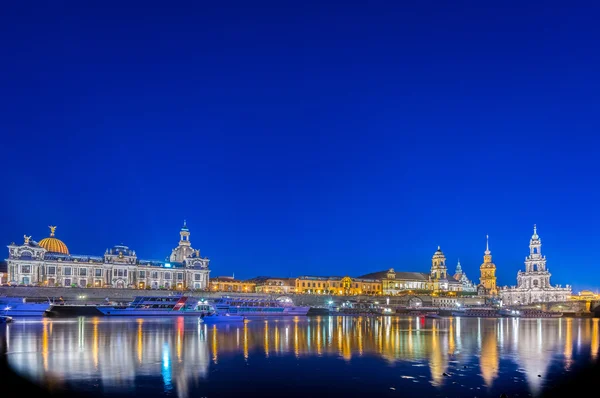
[209,276,255,293]
[359,247,462,295]
[570,290,600,301]
[6,223,210,290]
[452,260,477,292]
[500,225,571,304]
[295,276,382,295]
[478,235,498,296]
[359,269,430,294]
[248,277,296,294]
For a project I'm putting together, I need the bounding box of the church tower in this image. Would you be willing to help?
[431,246,448,292]
[479,235,498,296]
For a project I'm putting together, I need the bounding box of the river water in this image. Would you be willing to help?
[1,316,599,397]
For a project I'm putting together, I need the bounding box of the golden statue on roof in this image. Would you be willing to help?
[49,225,57,236]
[24,235,31,244]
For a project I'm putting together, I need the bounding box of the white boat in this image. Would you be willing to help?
[213,296,310,316]
[0,297,52,317]
[96,296,219,317]
[451,307,499,318]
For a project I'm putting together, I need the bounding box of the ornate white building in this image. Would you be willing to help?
[452,260,477,292]
[500,225,571,305]
[6,223,210,290]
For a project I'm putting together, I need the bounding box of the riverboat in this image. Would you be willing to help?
[518,309,562,318]
[96,296,225,317]
[451,307,499,318]
[0,297,52,317]
[213,296,310,316]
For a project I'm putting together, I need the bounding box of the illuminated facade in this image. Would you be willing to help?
[249,277,297,294]
[359,269,431,294]
[295,276,382,295]
[6,223,210,290]
[210,276,255,293]
[478,235,498,296]
[500,225,571,305]
[359,247,464,295]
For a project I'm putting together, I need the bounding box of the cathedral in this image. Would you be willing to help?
[452,260,477,293]
[500,225,571,305]
[6,222,210,290]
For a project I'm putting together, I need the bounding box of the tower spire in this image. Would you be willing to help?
[485,234,491,255]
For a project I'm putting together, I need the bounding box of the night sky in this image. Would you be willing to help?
[1,1,599,292]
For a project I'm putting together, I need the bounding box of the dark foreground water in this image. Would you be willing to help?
[1,316,599,398]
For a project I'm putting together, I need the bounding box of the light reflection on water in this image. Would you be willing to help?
[2,316,599,397]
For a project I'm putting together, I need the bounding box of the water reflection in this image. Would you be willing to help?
[3,316,600,398]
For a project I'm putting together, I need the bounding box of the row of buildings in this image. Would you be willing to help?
[4,223,572,304]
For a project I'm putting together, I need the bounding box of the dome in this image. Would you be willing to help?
[38,226,69,255]
[432,246,445,258]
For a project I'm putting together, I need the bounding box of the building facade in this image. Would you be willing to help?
[359,269,431,295]
[478,235,498,296]
[210,276,255,293]
[359,247,464,295]
[6,224,210,290]
[249,277,297,294]
[295,276,382,295]
[500,225,571,305]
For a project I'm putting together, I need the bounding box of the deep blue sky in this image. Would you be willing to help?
[1,1,599,292]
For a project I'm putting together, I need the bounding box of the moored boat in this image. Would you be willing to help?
[451,307,499,318]
[0,297,52,317]
[214,296,309,316]
[96,296,216,316]
[518,309,562,318]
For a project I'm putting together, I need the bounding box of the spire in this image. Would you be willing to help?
[456,259,462,273]
[485,234,491,255]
